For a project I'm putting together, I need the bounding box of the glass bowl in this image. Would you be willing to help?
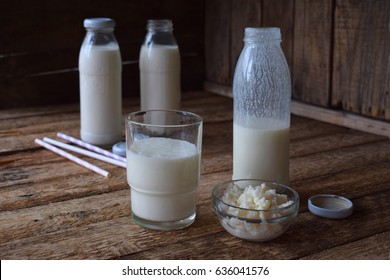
[212,179,299,242]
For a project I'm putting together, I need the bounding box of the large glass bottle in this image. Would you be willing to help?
[139,19,181,110]
[232,27,291,185]
[79,18,122,146]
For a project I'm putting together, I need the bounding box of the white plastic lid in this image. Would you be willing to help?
[112,141,126,157]
[84,18,115,29]
[308,194,353,219]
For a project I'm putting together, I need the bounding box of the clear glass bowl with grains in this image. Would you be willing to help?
[212,179,299,242]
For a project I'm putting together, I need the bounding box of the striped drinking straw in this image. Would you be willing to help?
[34,138,111,178]
[57,132,126,163]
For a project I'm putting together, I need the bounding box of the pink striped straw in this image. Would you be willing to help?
[34,138,111,178]
[57,132,126,163]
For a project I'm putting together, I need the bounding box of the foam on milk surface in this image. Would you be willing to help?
[131,137,197,158]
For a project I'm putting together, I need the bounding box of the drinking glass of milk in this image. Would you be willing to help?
[126,110,202,230]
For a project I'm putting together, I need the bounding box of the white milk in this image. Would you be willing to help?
[139,45,180,110]
[127,137,200,222]
[79,43,122,145]
[233,119,289,185]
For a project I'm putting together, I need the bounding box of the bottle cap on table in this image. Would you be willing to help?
[308,194,353,219]
[112,141,126,157]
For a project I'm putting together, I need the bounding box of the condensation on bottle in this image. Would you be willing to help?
[232,27,291,185]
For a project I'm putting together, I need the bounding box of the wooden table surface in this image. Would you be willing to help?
[1,91,389,260]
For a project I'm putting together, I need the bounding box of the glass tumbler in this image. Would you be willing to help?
[126,110,203,230]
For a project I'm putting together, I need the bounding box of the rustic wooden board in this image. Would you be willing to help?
[262,0,294,75]
[230,0,262,80]
[0,0,205,109]
[332,0,390,121]
[302,231,390,260]
[292,99,390,138]
[205,0,231,85]
[203,81,390,137]
[1,92,390,259]
[293,0,333,107]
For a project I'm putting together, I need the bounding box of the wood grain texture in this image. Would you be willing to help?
[0,0,205,109]
[302,231,390,260]
[1,91,390,259]
[291,99,390,138]
[205,0,231,85]
[262,0,294,76]
[293,0,333,107]
[204,0,389,122]
[230,0,262,80]
[332,0,390,120]
[204,82,390,137]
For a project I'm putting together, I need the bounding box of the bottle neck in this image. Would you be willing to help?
[143,19,177,46]
[86,28,114,33]
[244,27,281,44]
[83,28,117,47]
[147,19,173,33]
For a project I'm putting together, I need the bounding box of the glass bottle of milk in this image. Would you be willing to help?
[139,19,181,110]
[79,18,122,146]
[232,28,291,185]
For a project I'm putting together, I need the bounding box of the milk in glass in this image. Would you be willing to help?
[127,137,200,222]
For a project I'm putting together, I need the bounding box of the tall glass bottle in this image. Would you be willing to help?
[139,19,181,110]
[79,18,122,146]
[232,27,291,185]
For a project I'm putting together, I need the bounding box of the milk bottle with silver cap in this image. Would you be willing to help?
[79,18,122,145]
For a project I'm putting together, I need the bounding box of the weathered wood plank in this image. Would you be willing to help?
[332,0,390,121]
[1,185,389,260]
[1,116,388,214]
[302,231,390,260]
[203,82,390,137]
[205,0,231,85]
[0,92,232,154]
[262,0,294,75]
[292,160,390,210]
[290,129,385,158]
[290,140,390,182]
[292,99,390,138]
[3,153,390,257]
[123,189,390,260]
[0,0,205,109]
[230,0,262,79]
[1,91,390,260]
[0,91,219,120]
[293,0,333,107]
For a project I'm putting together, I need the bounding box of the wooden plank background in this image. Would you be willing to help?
[0,0,205,109]
[1,0,389,123]
[204,0,390,122]
[293,0,333,107]
[332,0,390,119]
